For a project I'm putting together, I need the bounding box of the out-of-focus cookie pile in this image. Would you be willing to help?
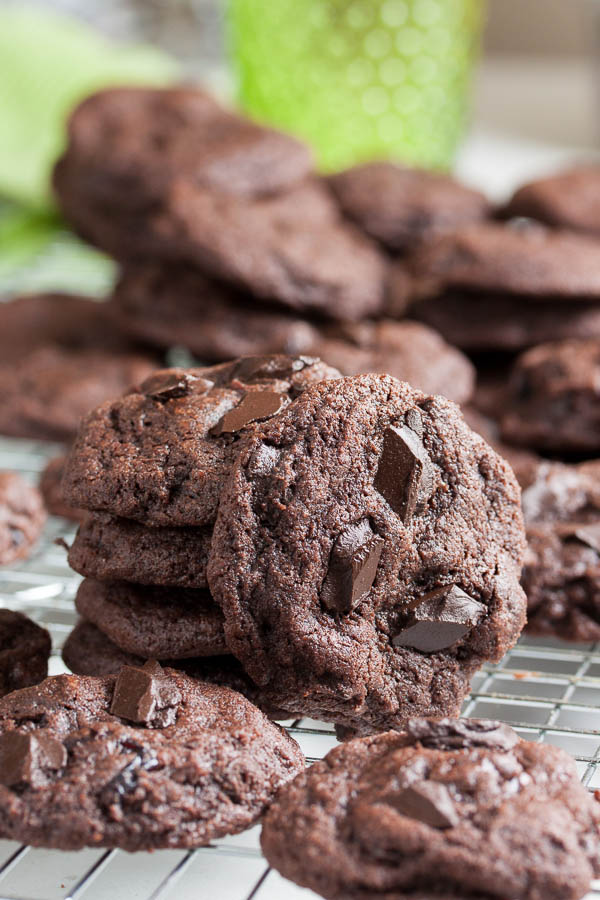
[0,85,598,898]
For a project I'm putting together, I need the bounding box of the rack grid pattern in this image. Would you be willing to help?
[0,436,598,900]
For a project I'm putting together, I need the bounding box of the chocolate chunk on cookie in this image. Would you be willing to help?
[112,263,320,361]
[501,339,600,454]
[0,610,51,697]
[208,374,526,734]
[63,356,339,526]
[0,472,46,565]
[62,621,290,719]
[308,320,475,405]
[68,513,212,588]
[0,668,304,850]
[58,86,312,208]
[328,162,490,252]
[74,579,227,659]
[503,166,600,236]
[0,294,158,441]
[261,718,600,900]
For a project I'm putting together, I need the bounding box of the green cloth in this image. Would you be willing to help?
[0,6,179,294]
[0,6,179,211]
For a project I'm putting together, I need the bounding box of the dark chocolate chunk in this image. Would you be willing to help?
[212,391,288,435]
[321,520,384,615]
[110,660,182,727]
[374,423,434,523]
[391,781,458,829]
[0,731,66,787]
[406,717,519,752]
[141,369,213,401]
[393,585,486,653]
[230,355,317,384]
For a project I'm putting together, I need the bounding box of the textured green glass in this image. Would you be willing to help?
[228,0,484,171]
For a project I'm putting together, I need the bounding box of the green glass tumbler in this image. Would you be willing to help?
[228,0,484,171]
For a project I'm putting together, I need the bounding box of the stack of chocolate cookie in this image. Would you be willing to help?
[52,86,480,407]
[61,354,527,736]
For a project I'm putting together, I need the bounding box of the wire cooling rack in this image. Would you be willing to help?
[0,435,598,900]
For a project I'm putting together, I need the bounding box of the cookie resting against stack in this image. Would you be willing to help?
[61,355,527,736]
[262,718,600,900]
[0,665,304,850]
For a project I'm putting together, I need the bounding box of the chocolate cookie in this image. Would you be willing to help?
[0,610,51,697]
[410,292,600,352]
[74,579,227,659]
[0,666,304,850]
[55,159,388,321]
[208,374,527,734]
[328,162,490,252]
[501,339,600,454]
[0,294,158,441]
[411,221,600,299]
[462,408,540,490]
[39,456,85,523]
[68,513,212,588]
[524,523,600,642]
[503,166,600,235]
[112,263,320,361]
[58,86,312,209]
[308,320,475,405]
[521,459,600,525]
[62,621,290,719]
[63,355,340,527]
[0,472,46,565]
[261,717,600,900]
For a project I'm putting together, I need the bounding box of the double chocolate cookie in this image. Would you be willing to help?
[0,472,46,565]
[62,356,339,527]
[208,374,527,734]
[0,294,158,441]
[74,579,227,659]
[409,222,600,352]
[0,610,51,697]
[262,718,600,900]
[62,621,290,719]
[68,513,212,588]
[503,166,600,235]
[308,320,475,405]
[501,339,600,454]
[112,263,320,362]
[328,162,490,252]
[0,667,304,850]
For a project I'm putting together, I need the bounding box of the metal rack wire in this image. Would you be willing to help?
[0,436,598,900]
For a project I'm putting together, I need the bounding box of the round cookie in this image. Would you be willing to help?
[524,522,600,642]
[0,472,46,565]
[0,610,51,697]
[328,161,490,252]
[68,513,212,588]
[39,456,85,523]
[62,621,291,719]
[59,86,313,208]
[410,292,600,352]
[411,221,600,299]
[501,339,600,454]
[208,374,527,734]
[0,294,158,442]
[74,579,227,659]
[261,717,600,900]
[0,666,304,850]
[54,162,388,321]
[63,355,340,527]
[502,166,600,236]
[308,320,475,405]
[112,263,320,361]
